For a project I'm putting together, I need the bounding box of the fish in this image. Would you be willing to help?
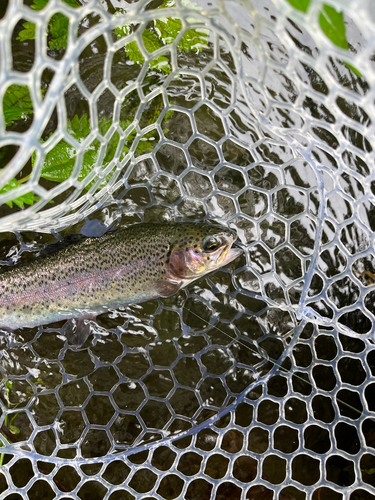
[0,222,243,331]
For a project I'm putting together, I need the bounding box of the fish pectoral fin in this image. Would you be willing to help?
[155,279,183,298]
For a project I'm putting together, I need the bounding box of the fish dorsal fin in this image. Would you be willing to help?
[155,279,183,297]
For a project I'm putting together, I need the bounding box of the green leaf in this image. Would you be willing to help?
[116,0,207,74]
[285,0,310,12]
[49,13,70,50]
[124,30,171,73]
[319,4,348,50]
[288,2,362,77]
[31,0,80,9]
[40,138,102,183]
[150,55,171,73]
[113,9,135,40]
[38,113,161,189]
[0,172,40,209]
[70,113,91,139]
[3,85,34,127]
[114,20,132,39]
[344,61,362,77]
[155,17,180,45]
[362,467,375,475]
[178,27,208,52]
[135,137,156,156]
[98,116,113,137]
[39,115,120,185]
[31,0,49,10]
[143,29,164,53]
[62,0,80,7]
[101,126,121,165]
[17,22,36,42]
[40,140,80,182]
[9,424,20,435]
[156,0,209,51]
[125,40,145,65]
[20,1,78,47]
[155,17,208,53]
[40,115,97,183]
[39,114,92,182]
[143,29,171,72]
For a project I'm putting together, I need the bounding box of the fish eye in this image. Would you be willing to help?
[202,236,221,252]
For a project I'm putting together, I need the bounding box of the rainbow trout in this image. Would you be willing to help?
[0,222,242,330]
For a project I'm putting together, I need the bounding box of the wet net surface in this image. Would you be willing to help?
[0,0,374,498]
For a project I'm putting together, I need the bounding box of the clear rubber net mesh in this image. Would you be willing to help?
[0,0,374,498]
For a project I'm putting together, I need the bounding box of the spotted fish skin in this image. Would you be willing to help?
[0,222,242,330]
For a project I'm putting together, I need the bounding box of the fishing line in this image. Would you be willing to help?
[185,308,371,421]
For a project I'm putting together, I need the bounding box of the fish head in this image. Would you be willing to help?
[166,223,243,282]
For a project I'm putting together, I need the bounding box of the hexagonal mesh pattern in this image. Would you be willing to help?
[0,0,374,498]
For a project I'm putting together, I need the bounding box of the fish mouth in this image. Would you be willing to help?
[220,246,243,266]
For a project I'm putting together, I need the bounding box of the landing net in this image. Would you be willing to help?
[0,0,373,498]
